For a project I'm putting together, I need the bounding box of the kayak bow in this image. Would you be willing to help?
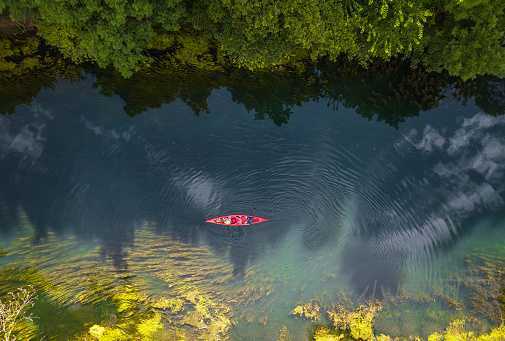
[205,214,269,226]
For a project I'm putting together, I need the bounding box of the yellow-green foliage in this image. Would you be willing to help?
[312,317,505,341]
[136,314,163,340]
[328,303,382,341]
[478,325,505,341]
[83,292,164,340]
[291,302,321,321]
[88,325,128,341]
[112,286,147,315]
[312,325,344,341]
[375,335,392,341]
[428,320,505,341]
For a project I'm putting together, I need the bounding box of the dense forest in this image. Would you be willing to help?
[0,0,504,79]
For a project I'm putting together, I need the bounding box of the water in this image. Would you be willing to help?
[1,67,505,339]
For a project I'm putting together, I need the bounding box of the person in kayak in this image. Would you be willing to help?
[247,216,254,225]
[230,216,238,224]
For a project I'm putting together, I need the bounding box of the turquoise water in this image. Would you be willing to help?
[0,68,504,339]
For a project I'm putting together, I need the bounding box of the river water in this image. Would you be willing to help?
[0,67,504,339]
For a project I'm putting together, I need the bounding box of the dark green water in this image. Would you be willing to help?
[1,67,505,339]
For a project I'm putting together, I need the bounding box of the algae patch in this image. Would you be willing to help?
[312,325,344,341]
[291,302,321,321]
[0,227,237,340]
[327,302,382,340]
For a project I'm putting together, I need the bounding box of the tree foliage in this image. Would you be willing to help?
[420,0,505,80]
[0,0,504,78]
[1,0,186,76]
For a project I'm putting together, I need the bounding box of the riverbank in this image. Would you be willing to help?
[1,0,504,79]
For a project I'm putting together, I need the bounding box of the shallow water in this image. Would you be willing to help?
[1,68,505,339]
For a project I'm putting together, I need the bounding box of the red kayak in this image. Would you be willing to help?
[206,214,269,226]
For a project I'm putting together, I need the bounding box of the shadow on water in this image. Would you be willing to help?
[0,62,504,297]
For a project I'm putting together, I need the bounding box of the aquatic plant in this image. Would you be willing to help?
[312,325,344,341]
[87,325,128,341]
[291,302,321,321]
[0,227,237,340]
[151,298,184,313]
[136,313,164,339]
[85,312,164,340]
[0,286,36,341]
[427,319,505,341]
[310,316,505,341]
[277,325,289,341]
[327,302,382,340]
[459,252,505,323]
[374,289,464,337]
[3,224,505,340]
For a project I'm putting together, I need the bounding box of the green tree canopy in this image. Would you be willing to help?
[420,0,505,80]
[0,0,504,79]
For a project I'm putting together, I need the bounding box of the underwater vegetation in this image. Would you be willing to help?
[290,298,505,341]
[0,286,36,341]
[427,320,505,341]
[291,302,322,321]
[0,226,243,340]
[304,302,505,341]
[459,251,505,324]
[2,225,505,340]
[327,302,383,340]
